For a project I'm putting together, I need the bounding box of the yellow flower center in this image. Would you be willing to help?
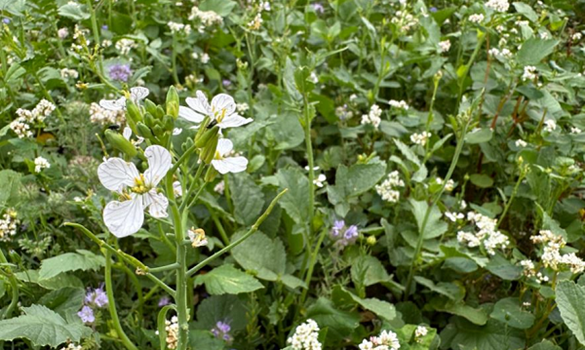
[212,107,227,123]
[131,174,151,194]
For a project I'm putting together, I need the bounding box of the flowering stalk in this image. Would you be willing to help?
[404,117,471,299]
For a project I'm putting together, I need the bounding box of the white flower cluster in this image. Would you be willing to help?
[361,104,383,128]
[115,38,137,55]
[439,40,451,53]
[573,32,583,41]
[486,0,509,12]
[165,316,179,350]
[388,99,409,110]
[515,139,528,148]
[358,330,400,350]
[391,10,418,32]
[59,344,83,350]
[522,66,537,81]
[287,319,322,350]
[192,52,210,64]
[236,103,250,113]
[436,177,455,191]
[376,171,404,203]
[468,14,485,23]
[10,99,56,138]
[544,119,556,132]
[414,326,428,342]
[410,131,431,146]
[189,6,223,31]
[445,211,464,222]
[457,212,509,255]
[34,156,50,173]
[168,21,192,35]
[488,48,513,60]
[60,68,79,80]
[0,209,19,242]
[530,230,585,274]
[571,127,582,134]
[89,102,125,126]
[248,13,263,30]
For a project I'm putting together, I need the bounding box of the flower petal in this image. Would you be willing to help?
[186,90,211,116]
[179,106,205,123]
[143,190,169,218]
[99,97,126,111]
[123,126,132,140]
[218,114,253,129]
[212,156,248,174]
[210,93,236,116]
[103,196,144,238]
[144,145,172,186]
[216,138,234,157]
[98,157,139,192]
[130,87,149,102]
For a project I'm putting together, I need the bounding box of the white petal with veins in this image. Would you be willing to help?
[103,196,144,237]
[98,158,139,192]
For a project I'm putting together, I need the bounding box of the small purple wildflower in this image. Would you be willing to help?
[312,3,325,14]
[222,79,232,88]
[330,220,359,248]
[2,18,10,24]
[344,225,358,241]
[109,63,132,82]
[78,305,95,324]
[85,286,108,308]
[430,7,438,12]
[211,321,233,342]
[158,296,171,307]
[101,24,108,30]
[331,220,345,237]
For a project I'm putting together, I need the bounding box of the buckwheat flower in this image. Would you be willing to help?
[211,321,233,342]
[376,171,403,203]
[544,119,557,132]
[78,305,95,324]
[211,139,248,174]
[168,21,192,35]
[98,145,172,237]
[115,38,138,55]
[539,31,550,39]
[9,118,32,138]
[0,209,19,242]
[457,231,481,248]
[109,64,132,82]
[361,104,383,128]
[515,139,527,148]
[573,32,583,41]
[102,39,112,47]
[189,6,223,26]
[34,157,50,173]
[200,53,210,64]
[359,330,400,350]
[179,91,252,130]
[58,27,69,39]
[287,319,322,350]
[486,0,509,12]
[439,40,451,52]
[571,127,582,134]
[522,66,537,81]
[164,316,179,349]
[60,68,79,80]
[445,212,464,222]
[61,343,83,350]
[248,13,263,30]
[89,103,125,125]
[236,102,249,113]
[214,180,225,194]
[410,131,431,146]
[414,326,428,341]
[188,228,208,248]
[335,105,353,120]
[468,13,485,23]
[314,173,327,188]
[388,99,409,110]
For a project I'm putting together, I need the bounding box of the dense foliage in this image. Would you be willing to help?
[1,0,585,349]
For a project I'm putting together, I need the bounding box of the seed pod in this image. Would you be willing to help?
[105,129,137,157]
[194,116,211,144]
[195,125,219,148]
[201,133,219,164]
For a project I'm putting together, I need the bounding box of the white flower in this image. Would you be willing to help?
[98,145,172,238]
[486,0,509,12]
[100,87,150,111]
[214,180,225,194]
[211,139,248,174]
[173,181,183,197]
[200,53,210,64]
[544,119,557,132]
[60,68,79,80]
[361,104,383,128]
[445,212,464,222]
[287,319,322,350]
[34,157,51,173]
[0,209,19,242]
[414,326,428,340]
[168,21,192,35]
[115,38,137,55]
[439,40,451,53]
[573,32,583,41]
[58,27,69,39]
[522,66,537,81]
[388,99,409,110]
[410,131,431,146]
[468,14,485,23]
[123,126,144,146]
[236,102,249,113]
[179,91,252,130]
[571,127,582,134]
[515,139,527,148]
[314,174,327,188]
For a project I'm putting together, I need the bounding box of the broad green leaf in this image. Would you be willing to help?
[490,297,535,329]
[332,285,396,321]
[351,255,389,287]
[0,170,22,207]
[394,139,421,166]
[57,3,90,20]
[469,174,494,188]
[485,254,522,280]
[410,199,448,239]
[276,168,310,225]
[229,172,265,226]
[39,288,85,319]
[517,38,560,65]
[199,0,236,16]
[556,281,585,345]
[528,340,562,350]
[194,264,264,295]
[188,329,224,350]
[465,128,493,144]
[441,317,525,350]
[15,270,83,290]
[280,274,306,290]
[429,297,488,325]
[0,304,91,347]
[414,276,465,301]
[39,250,105,280]
[513,2,538,22]
[232,231,286,281]
[195,295,248,332]
[306,298,360,343]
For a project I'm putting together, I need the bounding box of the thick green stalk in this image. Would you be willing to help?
[105,249,139,350]
[403,120,470,299]
[0,248,18,320]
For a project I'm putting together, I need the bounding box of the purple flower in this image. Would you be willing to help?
[78,305,95,324]
[2,18,10,24]
[101,24,108,30]
[430,7,438,12]
[85,286,108,308]
[331,220,345,237]
[312,3,325,14]
[158,296,170,307]
[330,220,359,248]
[344,225,358,240]
[211,321,233,342]
[222,79,232,88]
[109,63,132,82]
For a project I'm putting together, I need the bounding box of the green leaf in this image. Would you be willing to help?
[410,199,448,239]
[429,298,488,325]
[414,276,465,301]
[465,128,493,144]
[39,250,105,280]
[517,38,560,65]
[57,3,90,20]
[306,298,360,343]
[469,174,494,188]
[441,317,525,350]
[195,295,248,332]
[485,254,522,280]
[15,270,83,290]
[528,340,562,350]
[556,281,585,345]
[39,288,85,319]
[0,170,21,207]
[199,0,236,16]
[351,255,389,287]
[194,264,264,295]
[229,172,265,226]
[276,168,310,225]
[513,2,538,22]
[332,285,396,321]
[232,231,286,281]
[490,297,535,329]
[0,305,91,347]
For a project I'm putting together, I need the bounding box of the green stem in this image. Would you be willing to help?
[0,248,18,320]
[105,248,139,350]
[403,119,470,299]
[186,189,288,277]
[179,163,205,211]
[497,168,526,229]
[149,263,180,273]
[170,35,180,85]
[299,228,328,306]
[303,94,315,234]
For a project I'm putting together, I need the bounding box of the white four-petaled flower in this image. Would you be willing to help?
[98,145,172,237]
[179,91,252,129]
[100,87,150,111]
[211,139,248,174]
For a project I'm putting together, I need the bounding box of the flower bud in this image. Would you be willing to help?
[195,125,220,148]
[366,235,377,246]
[201,133,219,164]
[126,99,143,127]
[166,86,180,119]
[204,166,218,182]
[105,129,137,157]
[136,122,154,139]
